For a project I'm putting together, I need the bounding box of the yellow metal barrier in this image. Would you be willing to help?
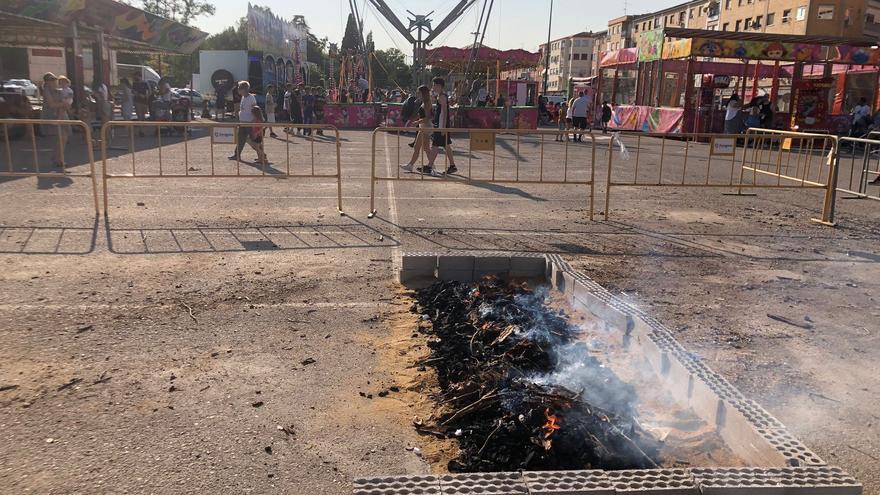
[834,136,880,203]
[741,128,838,225]
[604,130,837,224]
[100,120,343,215]
[369,127,597,220]
[0,119,100,215]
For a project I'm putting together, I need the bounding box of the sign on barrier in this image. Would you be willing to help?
[211,127,236,144]
[470,131,496,151]
[710,137,736,156]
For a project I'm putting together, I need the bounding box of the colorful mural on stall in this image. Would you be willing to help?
[599,48,639,67]
[834,45,880,65]
[322,104,381,129]
[454,107,538,129]
[637,29,664,62]
[609,106,684,133]
[662,39,692,60]
[790,78,834,130]
[675,38,823,62]
[2,0,208,53]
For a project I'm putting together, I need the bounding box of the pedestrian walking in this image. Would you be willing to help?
[569,91,589,142]
[302,87,315,136]
[601,101,612,134]
[400,85,434,173]
[229,80,257,162]
[119,77,134,120]
[289,87,303,135]
[265,85,278,138]
[314,88,326,135]
[426,77,457,175]
[246,105,269,166]
[282,83,293,133]
[40,72,71,167]
[759,98,774,129]
[723,94,743,134]
[556,101,569,141]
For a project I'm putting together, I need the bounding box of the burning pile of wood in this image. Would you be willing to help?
[412,279,662,472]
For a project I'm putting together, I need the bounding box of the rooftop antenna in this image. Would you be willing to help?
[623,0,628,15]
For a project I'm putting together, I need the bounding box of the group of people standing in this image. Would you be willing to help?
[548,92,613,142]
[228,81,329,166]
[723,94,774,134]
[249,83,326,138]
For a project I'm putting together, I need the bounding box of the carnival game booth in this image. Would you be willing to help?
[598,28,880,134]
[425,45,542,129]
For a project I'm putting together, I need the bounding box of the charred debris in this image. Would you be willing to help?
[411,279,662,472]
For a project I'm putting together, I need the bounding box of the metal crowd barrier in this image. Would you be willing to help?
[100,121,343,215]
[604,129,838,225]
[835,136,880,203]
[369,127,597,219]
[0,119,100,215]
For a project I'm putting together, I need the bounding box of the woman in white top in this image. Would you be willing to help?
[723,94,743,134]
[265,85,278,138]
[119,78,134,120]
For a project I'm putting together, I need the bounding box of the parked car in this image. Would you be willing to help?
[0,81,36,139]
[172,88,204,107]
[8,79,39,98]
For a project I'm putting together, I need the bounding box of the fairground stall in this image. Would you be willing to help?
[424,45,542,129]
[0,0,206,118]
[597,28,880,134]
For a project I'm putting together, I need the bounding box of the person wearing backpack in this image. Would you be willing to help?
[400,86,434,173]
[400,93,421,148]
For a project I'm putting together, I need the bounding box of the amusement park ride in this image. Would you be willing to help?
[359,0,490,86]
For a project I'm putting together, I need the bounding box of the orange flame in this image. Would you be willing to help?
[542,408,561,439]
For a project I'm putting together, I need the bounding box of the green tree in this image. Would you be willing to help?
[365,31,375,55]
[372,48,412,90]
[341,13,361,52]
[140,0,216,25]
[201,18,248,51]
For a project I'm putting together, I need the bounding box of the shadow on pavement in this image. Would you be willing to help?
[0,216,98,254]
[104,216,398,254]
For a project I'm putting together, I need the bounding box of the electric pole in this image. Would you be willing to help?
[542,0,553,96]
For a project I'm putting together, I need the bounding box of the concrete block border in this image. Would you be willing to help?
[362,252,861,495]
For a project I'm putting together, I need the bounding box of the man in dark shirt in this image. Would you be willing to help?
[302,87,315,136]
[132,74,151,136]
[313,88,326,136]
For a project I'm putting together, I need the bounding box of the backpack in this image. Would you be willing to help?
[401,95,419,121]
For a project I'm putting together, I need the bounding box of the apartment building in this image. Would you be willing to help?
[866,0,880,37]
[605,1,719,52]
[539,32,603,94]
[717,0,870,37]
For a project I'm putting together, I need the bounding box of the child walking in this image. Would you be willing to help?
[247,106,269,166]
[556,101,569,142]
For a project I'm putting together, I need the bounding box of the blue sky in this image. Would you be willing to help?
[194,0,684,55]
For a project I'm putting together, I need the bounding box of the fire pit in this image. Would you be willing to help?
[352,254,862,495]
[413,279,662,472]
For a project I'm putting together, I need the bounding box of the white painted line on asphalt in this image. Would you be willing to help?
[0,301,392,312]
[382,132,402,276]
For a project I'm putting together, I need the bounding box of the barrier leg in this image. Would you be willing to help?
[368,130,377,218]
[812,142,839,226]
